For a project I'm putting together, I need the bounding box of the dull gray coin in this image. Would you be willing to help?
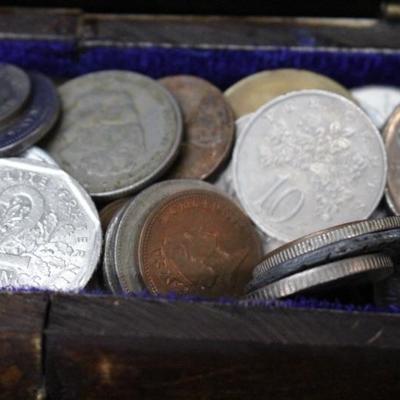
[233,90,387,242]
[0,64,31,123]
[45,70,183,200]
[245,253,393,301]
[0,158,101,291]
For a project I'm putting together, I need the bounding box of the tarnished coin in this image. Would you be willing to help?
[233,90,387,242]
[0,64,31,123]
[383,106,400,215]
[352,86,400,129]
[250,217,400,290]
[20,146,59,167]
[99,198,129,233]
[0,73,60,156]
[138,188,262,297]
[110,179,217,294]
[160,75,235,179]
[245,254,393,301]
[45,71,183,200]
[225,69,354,117]
[0,158,101,291]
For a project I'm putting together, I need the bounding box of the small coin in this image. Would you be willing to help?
[351,86,400,129]
[383,106,400,215]
[110,179,217,294]
[45,71,183,200]
[0,158,101,291]
[245,253,393,301]
[20,146,59,167]
[0,64,31,123]
[0,72,60,156]
[160,75,235,179]
[233,90,387,242]
[138,188,263,297]
[225,69,354,118]
[99,198,129,233]
[250,217,400,290]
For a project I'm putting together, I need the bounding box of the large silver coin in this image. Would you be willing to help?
[352,85,400,129]
[233,90,387,242]
[20,146,59,167]
[0,158,101,291]
[245,253,393,301]
[0,64,31,123]
[45,71,183,200]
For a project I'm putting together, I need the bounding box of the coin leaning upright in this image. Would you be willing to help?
[45,71,183,200]
[224,69,355,118]
[159,75,235,179]
[0,158,102,291]
[233,90,387,242]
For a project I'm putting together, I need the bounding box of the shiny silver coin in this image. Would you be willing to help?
[111,179,215,294]
[233,90,387,242]
[245,253,393,301]
[0,158,102,291]
[351,85,400,129]
[45,71,183,200]
[19,146,59,167]
[0,64,31,123]
[0,72,60,156]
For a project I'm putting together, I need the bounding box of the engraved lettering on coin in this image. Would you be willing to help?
[233,90,387,241]
[45,71,182,200]
[160,75,235,179]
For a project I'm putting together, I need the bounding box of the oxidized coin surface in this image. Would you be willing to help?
[99,198,129,233]
[138,189,262,297]
[225,69,354,117]
[352,85,400,129]
[20,146,59,167]
[45,71,183,200]
[383,106,400,215]
[245,254,393,301]
[0,158,101,291]
[233,90,387,242]
[250,217,400,290]
[0,64,31,123]
[0,72,60,156]
[160,75,235,179]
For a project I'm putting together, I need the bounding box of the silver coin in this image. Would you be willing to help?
[0,64,31,123]
[245,253,393,301]
[351,85,400,129]
[19,146,59,167]
[0,72,60,156]
[233,90,387,242]
[45,71,183,200]
[0,158,102,291]
[112,179,216,294]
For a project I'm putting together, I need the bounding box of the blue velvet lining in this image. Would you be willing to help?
[1,38,400,312]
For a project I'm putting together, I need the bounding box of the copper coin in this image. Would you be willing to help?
[99,198,129,232]
[138,189,262,297]
[384,106,400,214]
[160,75,235,179]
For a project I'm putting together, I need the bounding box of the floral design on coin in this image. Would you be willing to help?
[0,64,31,123]
[160,75,235,179]
[0,159,101,291]
[233,90,387,241]
[45,71,182,200]
[138,190,262,297]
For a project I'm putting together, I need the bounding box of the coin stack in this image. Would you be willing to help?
[1,63,400,304]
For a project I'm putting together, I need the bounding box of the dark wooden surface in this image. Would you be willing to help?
[0,292,48,400]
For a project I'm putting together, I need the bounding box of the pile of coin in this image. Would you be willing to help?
[1,62,400,304]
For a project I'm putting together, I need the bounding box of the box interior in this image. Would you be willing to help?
[1,39,400,312]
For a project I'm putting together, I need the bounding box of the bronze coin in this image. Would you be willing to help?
[138,189,262,297]
[384,106,400,214]
[99,198,129,232]
[159,75,235,179]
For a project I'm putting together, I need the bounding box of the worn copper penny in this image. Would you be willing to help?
[159,75,235,179]
[99,198,129,232]
[384,106,400,215]
[138,189,262,297]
